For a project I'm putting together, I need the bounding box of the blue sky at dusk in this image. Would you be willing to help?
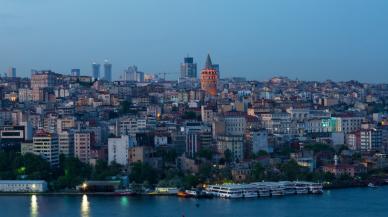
[1,0,388,82]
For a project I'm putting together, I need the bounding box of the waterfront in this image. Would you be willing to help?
[1,187,388,217]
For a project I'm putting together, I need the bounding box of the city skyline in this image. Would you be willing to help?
[1,0,388,82]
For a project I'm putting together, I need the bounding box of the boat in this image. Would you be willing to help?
[261,182,284,196]
[308,183,323,194]
[148,187,179,195]
[294,182,309,194]
[205,184,258,199]
[177,191,190,198]
[250,182,270,197]
[242,185,258,198]
[185,190,198,197]
[279,181,296,195]
[114,189,135,196]
[368,183,377,188]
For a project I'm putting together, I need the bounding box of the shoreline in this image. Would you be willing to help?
[1,184,386,197]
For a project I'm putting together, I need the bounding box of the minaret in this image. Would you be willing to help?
[200,54,218,96]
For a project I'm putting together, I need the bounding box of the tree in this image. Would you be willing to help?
[183,175,199,189]
[280,160,302,181]
[120,100,132,114]
[92,160,122,180]
[304,143,335,153]
[182,111,197,120]
[197,148,213,160]
[224,149,233,164]
[129,162,158,185]
[251,163,265,181]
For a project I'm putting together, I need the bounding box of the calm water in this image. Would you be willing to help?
[1,187,388,217]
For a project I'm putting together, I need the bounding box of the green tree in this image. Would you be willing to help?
[224,149,233,164]
[251,163,265,181]
[197,148,213,160]
[280,160,302,181]
[129,162,158,185]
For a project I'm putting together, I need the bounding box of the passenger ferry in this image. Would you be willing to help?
[294,182,309,194]
[204,181,323,199]
[250,182,270,197]
[308,183,323,194]
[205,184,258,198]
[279,181,296,195]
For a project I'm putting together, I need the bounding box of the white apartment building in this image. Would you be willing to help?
[108,135,135,165]
[217,135,244,161]
[120,117,147,137]
[33,130,59,167]
[333,116,364,134]
[223,112,247,136]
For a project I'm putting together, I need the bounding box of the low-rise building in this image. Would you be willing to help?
[0,180,48,192]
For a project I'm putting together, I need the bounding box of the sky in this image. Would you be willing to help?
[1,0,388,82]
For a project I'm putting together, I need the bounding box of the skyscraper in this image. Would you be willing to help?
[71,69,81,77]
[180,56,197,79]
[92,63,101,80]
[200,54,218,96]
[7,67,16,78]
[103,60,112,82]
[124,65,144,82]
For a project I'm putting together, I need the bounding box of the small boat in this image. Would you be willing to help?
[368,183,377,188]
[185,190,198,197]
[114,189,135,196]
[177,191,190,198]
[149,187,179,195]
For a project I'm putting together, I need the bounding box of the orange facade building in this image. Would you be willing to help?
[200,54,218,96]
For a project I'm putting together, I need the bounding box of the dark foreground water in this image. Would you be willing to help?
[1,187,388,217]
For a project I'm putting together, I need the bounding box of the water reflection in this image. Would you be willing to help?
[81,194,90,217]
[120,196,129,207]
[31,195,38,217]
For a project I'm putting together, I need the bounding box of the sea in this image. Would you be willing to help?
[1,186,387,217]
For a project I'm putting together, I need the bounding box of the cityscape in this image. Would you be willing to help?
[1,1,388,217]
[1,54,388,192]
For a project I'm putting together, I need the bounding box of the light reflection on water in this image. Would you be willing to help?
[81,194,90,217]
[31,195,38,217]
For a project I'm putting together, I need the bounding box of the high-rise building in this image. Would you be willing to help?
[200,54,218,96]
[31,70,59,101]
[180,56,197,79]
[92,63,101,80]
[7,67,16,78]
[103,60,112,82]
[31,70,58,89]
[124,65,144,82]
[71,69,81,76]
[58,130,74,157]
[74,131,91,164]
[32,130,59,167]
[108,135,135,166]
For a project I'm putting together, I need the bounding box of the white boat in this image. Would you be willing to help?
[185,190,198,197]
[257,186,271,197]
[294,182,309,194]
[368,183,377,188]
[308,183,323,194]
[205,184,257,199]
[242,186,258,198]
[279,181,296,195]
